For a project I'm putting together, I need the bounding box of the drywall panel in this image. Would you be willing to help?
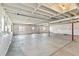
[50,23,79,35]
[74,23,79,35]
[50,23,72,35]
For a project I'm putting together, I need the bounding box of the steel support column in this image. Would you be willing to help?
[72,22,74,41]
[48,23,50,36]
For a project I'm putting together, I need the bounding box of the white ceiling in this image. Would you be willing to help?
[1,3,79,24]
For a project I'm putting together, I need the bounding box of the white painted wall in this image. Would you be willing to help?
[50,23,72,35]
[0,5,13,56]
[50,23,79,35]
[74,23,79,35]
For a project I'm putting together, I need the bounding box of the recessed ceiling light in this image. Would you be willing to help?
[58,3,70,11]
[60,5,66,10]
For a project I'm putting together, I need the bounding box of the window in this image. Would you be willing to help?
[43,27,46,31]
[8,25,11,32]
[32,26,35,30]
[19,25,23,32]
[1,15,5,32]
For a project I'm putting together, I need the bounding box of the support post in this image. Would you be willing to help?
[72,22,74,41]
[48,23,50,36]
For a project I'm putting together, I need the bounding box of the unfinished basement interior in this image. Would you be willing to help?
[0,3,79,56]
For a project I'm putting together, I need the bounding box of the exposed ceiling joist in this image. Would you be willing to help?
[50,8,77,19]
[3,4,52,20]
[50,8,78,22]
[50,15,79,24]
[6,11,50,21]
[1,3,79,25]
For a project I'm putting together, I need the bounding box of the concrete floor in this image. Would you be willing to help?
[6,33,73,56]
[52,35,79,56]
[53,41,79,56]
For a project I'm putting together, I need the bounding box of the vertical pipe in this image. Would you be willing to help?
[38,25,39,34]
[48,23,50,36]
[72,22,74,41]
[32,24,35,34]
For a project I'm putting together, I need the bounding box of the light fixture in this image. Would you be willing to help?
[59,4,66,10]
[32,26,35,30]
[58,3,70,10]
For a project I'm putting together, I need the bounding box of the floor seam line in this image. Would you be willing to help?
[49,41,73,56]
